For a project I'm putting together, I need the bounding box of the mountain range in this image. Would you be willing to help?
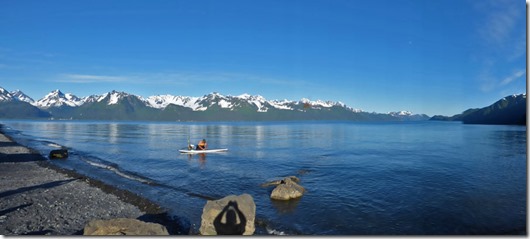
[0,87,430,121]
[430,94,526,125]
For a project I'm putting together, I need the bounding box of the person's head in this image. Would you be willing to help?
[202,139,206,142]
[226,210,237,224]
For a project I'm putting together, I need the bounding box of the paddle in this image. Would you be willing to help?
[187,128,193,150]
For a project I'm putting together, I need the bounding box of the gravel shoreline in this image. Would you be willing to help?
[0,131,185,235]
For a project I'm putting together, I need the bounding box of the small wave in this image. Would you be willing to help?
[266,228,287,235]
[47,143,63,148]
[79,157,156,185]
[255,218,294,236]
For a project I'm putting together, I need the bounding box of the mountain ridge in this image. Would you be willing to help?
[0,86,430,121]
[430,94,526,125]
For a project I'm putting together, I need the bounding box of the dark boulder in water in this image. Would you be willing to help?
[49,149,68,159]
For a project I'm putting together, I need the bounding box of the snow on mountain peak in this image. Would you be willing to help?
[11,90,35,103]
[205,92,224,100]
[90,90,139,105]
[231,94,267,111]
[4,86,363,115]
[389,111,413,116]
[236,93,265,101]
[237,93,252,99]
[82,95,100,104]
[504,93,526,100]
[108,90,128,105]
[0,87,12,101]
[146,94,205,111]
[36,90,83,108]
[47,89,62,97]
[0,87,35,103]
[298,98,336,108]
[300,98,311,103]
[268,99,293,110]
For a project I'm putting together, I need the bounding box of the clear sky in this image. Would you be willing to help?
[0,0,526,116]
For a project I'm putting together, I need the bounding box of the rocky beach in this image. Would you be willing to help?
[0,130,183,235]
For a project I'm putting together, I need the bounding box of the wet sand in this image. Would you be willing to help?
[0,131,185,235]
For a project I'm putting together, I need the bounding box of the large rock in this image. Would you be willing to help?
[270,177,305,200]
[199,194,256,235]
[83,218,169,235]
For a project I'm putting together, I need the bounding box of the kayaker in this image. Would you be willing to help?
[196,139,207,150]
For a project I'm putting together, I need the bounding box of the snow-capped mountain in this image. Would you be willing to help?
[97,90,139,105]
[0,87,13,101]
[389,110,430,121]
[29,89,367,114]
[144,92,363,113]
[35,90,84,108]
[146,95,205,111]
[11,90,35,104]
[24,89,427,117]
[34,90,144,108]
[0,87,35,103]
[389,111,413,117]
[300,98,336,108]
[81,94,102,104]
[235,94,270,112]
[0,86,524,124]
[0,86,433,121]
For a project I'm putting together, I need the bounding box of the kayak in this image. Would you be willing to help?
[179,148,228,154]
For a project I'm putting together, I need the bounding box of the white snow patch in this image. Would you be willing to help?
[237,93,252,99]
[218,99,232,108]
[269,100,293,110]
[108,93,120,105]
[97,93,109,102]
[35,90,84,108]
[146,95,207,111]
[389,111,413,116]
[11,90,35,103]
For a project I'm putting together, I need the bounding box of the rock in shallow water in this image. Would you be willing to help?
[48,149,68,159]
[83,218,169,235]
[270,177,305,200]
[260,176,300,187]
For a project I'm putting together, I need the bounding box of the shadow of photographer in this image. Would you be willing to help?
[213,201,246,235]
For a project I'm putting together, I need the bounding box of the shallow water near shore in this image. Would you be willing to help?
[1,120,526,235]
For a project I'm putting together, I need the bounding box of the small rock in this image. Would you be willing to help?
[49,149,68,159]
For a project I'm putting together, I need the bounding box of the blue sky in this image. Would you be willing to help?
[0,0,526,116]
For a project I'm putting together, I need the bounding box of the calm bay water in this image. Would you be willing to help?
[1,120,526,235]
